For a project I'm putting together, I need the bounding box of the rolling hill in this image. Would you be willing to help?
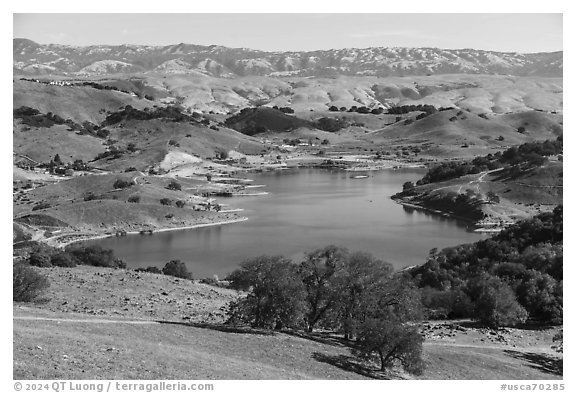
[14,38,562,78]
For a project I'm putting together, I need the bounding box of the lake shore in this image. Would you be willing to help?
[48,216,249,249]
[392,198,499,232]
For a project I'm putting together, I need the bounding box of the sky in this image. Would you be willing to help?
[13,13,563,53]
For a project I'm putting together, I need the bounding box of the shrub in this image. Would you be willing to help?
[167,180,182,191]
[135,266,162,274]
[468,275,528,328]
[113,178,132,189]
[84,192,97,201]
[420,287,474,319]
[13,263,50,302]
[162,260,192,279]
[50,252,77,267]
[128,195,141,203]
[160,198,172,206]
[66,245,124,268]
[32,202,51,211]
[215,149,229,160]
[175,200,186,208]
[28,250,53,267]
[354,317,424,374]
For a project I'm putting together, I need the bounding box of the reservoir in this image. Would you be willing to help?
[94,168,484,278]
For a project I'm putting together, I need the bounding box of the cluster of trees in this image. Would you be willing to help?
[387,104,437,115]
[313,117,350,132]
[38,154,90,175]
[28,244,126,269]
[102,105,195,126]
[225,246,425,373]
[271,105,295,114]
[500,137,562,166]
[94,145,126,161]
[410,206,563,327]
[328,105,384,115]
[14,106,68,128]
[416,137,563,186]
[136,260,192,279]
[78,81,154,99]
[416,190,486,220]
[14,106,105,138]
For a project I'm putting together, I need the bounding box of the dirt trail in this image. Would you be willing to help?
[14,315,159,325]
[457,168,504,193]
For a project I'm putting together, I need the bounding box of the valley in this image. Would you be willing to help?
[12,37,563,381]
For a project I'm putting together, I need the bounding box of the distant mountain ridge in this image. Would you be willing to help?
[13,38,562,77]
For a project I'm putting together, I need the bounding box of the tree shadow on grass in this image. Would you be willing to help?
[156,320,276,336]
[311,352,393,380]
[504,350,563,376]
[282,330,355,349]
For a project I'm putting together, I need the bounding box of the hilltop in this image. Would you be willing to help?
[14,39,562,77]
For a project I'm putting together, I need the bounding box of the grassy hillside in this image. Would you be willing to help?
[13,123,107,163]
[14,266,561,380]
[13,80,153,125]
[225,107,311,135]
[371,109,530,145]
[494,111,563,137]
[140,74,563,115]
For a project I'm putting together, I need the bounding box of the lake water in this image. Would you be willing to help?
[94,168,484,278]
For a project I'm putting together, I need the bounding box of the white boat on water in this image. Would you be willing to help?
[351,175,369,179]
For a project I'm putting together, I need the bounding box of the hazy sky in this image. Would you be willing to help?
[13,14,562,53]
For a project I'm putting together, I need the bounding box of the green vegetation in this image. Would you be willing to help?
[134,266,162,274]
[416,137,562,186]
[113,178,133,189]
[313,117,350,132]
[167,180,182,191]
[13,263,50,302]
[102,105,196,126]
[225,107,309,135]
[32,202,51,211]
[28,244,126,269]
[353,318,424,373]
[226,246,425,374]
[409,206,563,327]
[162,260,192,279]
[387,104,437,115]
[160,198,172,206]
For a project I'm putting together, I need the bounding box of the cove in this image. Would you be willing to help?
[93,168,485,278]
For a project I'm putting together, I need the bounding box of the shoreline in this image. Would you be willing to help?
[392,198,492,232]
[51,217,249,249]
